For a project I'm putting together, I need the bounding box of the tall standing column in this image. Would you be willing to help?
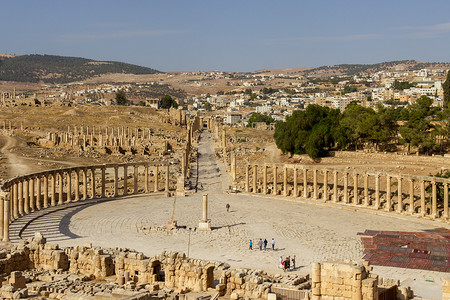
[231,154,236,182]
[2,194,10,242]
[323,170,328,202]
[36,176,41,210]
[245,165,249,192]
[397,177,403,213]
[101,167,106,198]
[293,168,298,198]
[165,164,170,192]
[43,175,49,208]
[333,171,338,203]
[67,171,72,203]
[133,165,139,194]
[443,183,449,219]
[353,173,358,205]
[123,165,128,195]
[375,174,380,209]
[83,169,88,200]
[409,179,414,214]
[263,165,268,195]
[13,182,18,219]
[420,180,426,217]
[343,172,348,204]
[303,168,308,198]
[74,170,80,201]
[202,194,208,222]
[386,175,392,211]
[91,168,96,199]
[144,166,149,193]
[51,174,56,206]
[272,165,277,195]
[283,166,288,196]
[30,178,35,211]
[58,173,63,205]
[431,181,437,219]
[114,166,119,196]
[24,179,29,214]
[252,165,257,193]
[313,169,318,200]
[0,194,3,240]
[364,175,369,206]
[154,166,159,192]
[18,181,24,215]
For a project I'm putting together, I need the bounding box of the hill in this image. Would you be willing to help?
[0,54,160,83]
[256,60,450,77]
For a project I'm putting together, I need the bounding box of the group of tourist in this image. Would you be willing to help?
[279,255,296,272]
[249,238,275,251]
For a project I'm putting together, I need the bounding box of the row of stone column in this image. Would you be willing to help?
[244,164,449,221]
[0,163,172,242]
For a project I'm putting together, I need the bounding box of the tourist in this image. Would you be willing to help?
[271,238,275,250]
[286,257,290,271]
[263,238,268,250]
[283,257,289,272]
[226,203,230,212]
[291,256,296,270]
[279,256,283,269]
[249,240,253,250]
[258,239,263,250]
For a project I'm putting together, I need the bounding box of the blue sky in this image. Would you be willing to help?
[1,0,450,72]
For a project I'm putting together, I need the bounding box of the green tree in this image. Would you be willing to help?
[159,94,178,109]
[203,102,212,111]
[115,89,128,105]
[247,113,274,127]
[443,70,450,109]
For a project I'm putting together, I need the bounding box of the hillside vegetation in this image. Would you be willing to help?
[0,54,160,83]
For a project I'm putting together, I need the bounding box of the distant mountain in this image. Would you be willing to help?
[256,60,450,77]
[0,54,160,83]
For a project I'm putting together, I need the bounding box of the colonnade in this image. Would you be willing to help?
[244,163,449,222]
[0,162,173,242]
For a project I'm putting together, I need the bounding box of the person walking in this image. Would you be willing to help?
[279,256,283,269]
[291,256,296,270]
[258,239,263,250]
[226,203,230,212]
[249,240,253,250]
[263,239,268,250]
[271,238,275,250]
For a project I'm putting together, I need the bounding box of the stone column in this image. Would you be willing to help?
[293,168,298,198]
[18,181,24,215]
[83,169,88,200]
[431,181,437,218]
[154,166,159,192]
[375,174,380,209]
[231,154,236,182]
[333,171,338,203]
[43,175,49,208]
[303,168,308,198]
[444,183,449,219]
[91,168,96,199]
[364,175,369,206]
[202,194,208,222]
[252,165,257,193]
[24,179,29,214]
[123,165,128,195]
[58,173,63,205]
[165,165,170,192]
[0,194,3,240]
[272,165,277,195]
[51,174,56,206]
[36,176,41,210]
[101,167,106,198]
[245,165,249,193]
[397,177,403,213]
[133,165,139,194]
[353,173,358,205]
[313,169,318,200]
[386,175,392,211]
[2,194,10,242]
[409,179,414,214]
[67,171,72,203]
[311,263,321,299]
[343,172,348,204]
[144,166,149,193]
[13,182,18,219]
[74,170,80,201]
[263,165,268,194]
[420,180,426,217]
[114,166,119,196]
[29,178,35,211]
[283,166,288,196]
[323,170,328,202]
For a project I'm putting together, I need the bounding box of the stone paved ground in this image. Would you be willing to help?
[14,132,449,299]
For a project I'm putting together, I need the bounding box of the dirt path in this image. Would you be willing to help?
[0,135,31,178]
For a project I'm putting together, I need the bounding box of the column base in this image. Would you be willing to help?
[198,220,211,231]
